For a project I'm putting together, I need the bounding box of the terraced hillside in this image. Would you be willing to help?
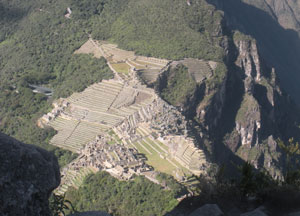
[171,58,216,83]
[41,79,157,153]
[77,39,169,82]
[40,39,208,194]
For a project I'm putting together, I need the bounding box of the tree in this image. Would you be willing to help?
[278,138,300,186]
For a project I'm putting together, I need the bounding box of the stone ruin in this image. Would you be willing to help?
[61,134,151,182]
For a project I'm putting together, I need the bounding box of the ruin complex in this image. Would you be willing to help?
[40,39,213,194]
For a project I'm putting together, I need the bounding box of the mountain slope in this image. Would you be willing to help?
[207,0,300,104]
[245,0,300,32]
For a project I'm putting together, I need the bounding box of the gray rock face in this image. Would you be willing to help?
[240,208,268,216]
[244,0,300,32]
[235,39,262,84]
[288,211,300,216]
[189,204,224,216]
[234,38,263,148]
[0,132,60,216]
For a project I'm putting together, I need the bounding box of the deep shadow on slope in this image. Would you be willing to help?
[0,2,25,22]
[207,0,300,104]
[0,2,27,41]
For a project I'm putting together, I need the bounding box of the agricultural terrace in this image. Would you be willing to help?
[77,39,169,82]
[171,58,216,83]
[55,166,96,195]
[44,79,157,153]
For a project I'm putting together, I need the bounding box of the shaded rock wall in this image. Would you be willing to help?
[0,132,60,216]
[207,0,300,104]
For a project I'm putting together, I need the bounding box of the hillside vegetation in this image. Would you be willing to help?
[161,64,197,106]
[66,172,180,216]
[70,0,225,61]
[0,0,113,165]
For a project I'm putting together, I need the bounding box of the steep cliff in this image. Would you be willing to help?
[207,0,300,104]
[154,5,300,176]
[0,132,60,216]
[244,0,300,33]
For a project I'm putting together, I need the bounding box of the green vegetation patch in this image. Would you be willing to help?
[110,62,131,75]
[70,0,225,61]
[133,140,175,175]
[52,55,113,99]
[109,0,225,61]
[233,30,254,42]
[236,94,260,123]
[205,62,227,90]
[66,171,179,216]
[161,64,197,106]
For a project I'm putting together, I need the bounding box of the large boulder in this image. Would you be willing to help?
[0,132,60,216]
[189,204,224,216]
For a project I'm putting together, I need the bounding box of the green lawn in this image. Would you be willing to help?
[110,62,131,75]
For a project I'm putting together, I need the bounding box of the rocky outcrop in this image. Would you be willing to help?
[241,209,268,216]
[153,18,300,175]
[189,204,224,216]
[235,38,261,85]
[235,95,261,146]
[0,132,60,216]
[233,37,262,147]
[196,70,227,131]
[229,33,300,172]
[207,0,300,104]
[243,0,300,33]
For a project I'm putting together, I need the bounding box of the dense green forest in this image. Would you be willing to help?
[0,0,113,165]
[161,65,197,106]
[65,172,181,216]
[71,0,225,60]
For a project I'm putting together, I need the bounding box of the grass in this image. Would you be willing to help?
[150,138,168,152]
[144,137,166,154]
[133,137,190,177]
[136,128,147,136]
[110,62,131,75]
[107,140,116,145]
[133,141,176,174]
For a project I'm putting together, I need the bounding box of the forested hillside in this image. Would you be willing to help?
[0,0,113,166]
[69,0,225,60]
[65,172,183,216]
